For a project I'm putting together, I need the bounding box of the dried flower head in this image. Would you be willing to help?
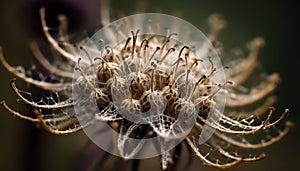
[0,1,292,171]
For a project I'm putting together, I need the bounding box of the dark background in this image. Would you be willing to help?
[0,0,299,170]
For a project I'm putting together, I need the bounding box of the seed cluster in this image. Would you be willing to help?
[72,31,225,139]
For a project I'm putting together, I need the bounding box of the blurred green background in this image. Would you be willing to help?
[0,0,298,171]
